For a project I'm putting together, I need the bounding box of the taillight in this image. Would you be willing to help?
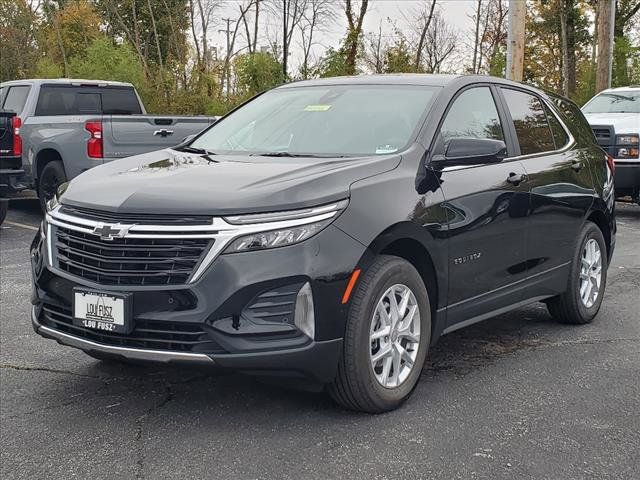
[606,153,615,175]
[85,121,103,158]
[12,117,22,156]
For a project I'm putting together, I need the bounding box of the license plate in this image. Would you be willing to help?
[73,289,132,334]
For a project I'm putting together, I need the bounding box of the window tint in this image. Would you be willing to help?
[550,94,595,147]
[439,87,504,143]
[543,103,569,149]
[501,88,555,155]
[35,86,141,115]
[2,86,31,114]
[102,88,141,114]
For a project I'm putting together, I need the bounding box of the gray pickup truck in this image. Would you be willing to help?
[0,79,216,213]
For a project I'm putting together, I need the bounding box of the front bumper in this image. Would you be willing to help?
[31,222,365,384]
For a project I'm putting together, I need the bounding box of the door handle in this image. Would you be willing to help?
[571,160,584,171]
[507,172,527,185]
[153,129,174,137]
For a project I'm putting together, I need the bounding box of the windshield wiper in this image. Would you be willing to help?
[250,151,349,158]
[177,145,219,162]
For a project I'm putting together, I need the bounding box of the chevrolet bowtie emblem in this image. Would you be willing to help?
[92,223,131,241]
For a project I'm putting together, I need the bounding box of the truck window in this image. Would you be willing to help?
[35,85,141,116]
[2,86,31,114]
[101,88,142,114]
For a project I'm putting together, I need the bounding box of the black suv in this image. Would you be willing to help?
[31,75,615,412]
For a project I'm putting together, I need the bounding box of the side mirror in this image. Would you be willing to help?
[432,137,507,169]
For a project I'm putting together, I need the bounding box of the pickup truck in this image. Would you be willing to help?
[582,86,640,204]
[0,79,217,214]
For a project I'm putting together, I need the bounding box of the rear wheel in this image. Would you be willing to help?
[546,222,607,324]
[329,255,431,413]
[38,161,66,212]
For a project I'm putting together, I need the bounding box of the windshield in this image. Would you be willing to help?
[583,92,640,114]
[190,84,439,157]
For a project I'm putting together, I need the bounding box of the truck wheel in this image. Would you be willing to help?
[329,255,431,413]
[546,222,607,324]
[0,200,8,226]
[38,161,67,212]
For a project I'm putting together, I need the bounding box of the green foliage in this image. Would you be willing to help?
[0,0,40,82]
[384,39,415,73]
[234,52,284,98]
[317,48,351,78]
[68,38,145,86]
[612,36,640,87]
[34,58,64,78]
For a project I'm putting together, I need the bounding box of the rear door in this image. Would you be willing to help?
[432,85,530,328]
[498,87,595,296]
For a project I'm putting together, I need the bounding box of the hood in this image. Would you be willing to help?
[60,148,401,215]
[583,112,640,134]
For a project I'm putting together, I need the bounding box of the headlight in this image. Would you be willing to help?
[222,200,348,253]
[616,134,639,145]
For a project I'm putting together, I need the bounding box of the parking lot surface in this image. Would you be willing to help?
[1,199,639,480]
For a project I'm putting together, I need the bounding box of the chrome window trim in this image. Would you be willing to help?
[45,203,343,283]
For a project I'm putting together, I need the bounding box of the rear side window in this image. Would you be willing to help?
[2,86,31,114]
[439,87,505,143]
[35,85,141,116]
[543,103,569,150]
[551,95,596,147]
[501,88,555,155]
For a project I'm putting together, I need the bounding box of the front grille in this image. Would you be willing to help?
[58,205,213,226]
[40,303,224,353]
[592,127,612,145]
[54,226,211,286]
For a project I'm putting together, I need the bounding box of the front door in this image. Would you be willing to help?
[431,86,530,329]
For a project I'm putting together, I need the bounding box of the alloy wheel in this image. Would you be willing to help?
[579,238,602,308]
[369,284,421,388]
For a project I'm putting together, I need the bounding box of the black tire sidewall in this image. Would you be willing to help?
[570,223,608,321]
[38,161,66,212]
[348,257,431,410]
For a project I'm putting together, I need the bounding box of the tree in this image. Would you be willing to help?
[414,0,437,70]
[343,0,369,75]
[0,0,40,82]
[613,0,640,86]
[421,10,457,73]
[384,37,415,73]
[234,52,284,97]
[298,0,336,79]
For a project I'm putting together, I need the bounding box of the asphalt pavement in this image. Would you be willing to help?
[1,198,639,480]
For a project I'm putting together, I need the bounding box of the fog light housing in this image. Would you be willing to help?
[294,282,315,340]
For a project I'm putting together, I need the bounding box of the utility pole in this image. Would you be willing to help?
[282,0,289,78]
[219,18,234,99]
[506,0,526,81]
[595,0,616,93]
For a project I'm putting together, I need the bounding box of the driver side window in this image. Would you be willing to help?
[437,87,505,152]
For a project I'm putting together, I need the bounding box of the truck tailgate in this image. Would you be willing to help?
[103,115,216,158]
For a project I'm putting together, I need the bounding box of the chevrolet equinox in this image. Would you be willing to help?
[30,75,616,412]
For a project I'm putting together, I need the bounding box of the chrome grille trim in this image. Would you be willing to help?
[46,203,343,284]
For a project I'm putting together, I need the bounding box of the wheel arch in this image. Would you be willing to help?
[364,222,446,342]
[34,148,65,181]
[586,208,612,259]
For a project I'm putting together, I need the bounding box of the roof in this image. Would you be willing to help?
[0,78,133,87]
[279,74,461,88]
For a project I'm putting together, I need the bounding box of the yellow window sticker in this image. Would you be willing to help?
[304,104,332,112]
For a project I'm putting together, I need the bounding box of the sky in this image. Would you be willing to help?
[208,0,479,73]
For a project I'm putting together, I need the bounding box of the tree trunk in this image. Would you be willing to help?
[596,0,615,92]
[415,0,436,71]
[472,0,482,73]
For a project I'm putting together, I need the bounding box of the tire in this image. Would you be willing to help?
[546,222,607,324]
[329,255,431,413]
[38,161,67,213]
[0,200,8,226]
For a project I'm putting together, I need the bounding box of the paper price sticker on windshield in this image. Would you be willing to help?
[304,104,332,112]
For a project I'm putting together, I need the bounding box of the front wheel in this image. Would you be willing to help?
[546,222,608,324]
[38,161,67,213]
[329,256,431,413]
